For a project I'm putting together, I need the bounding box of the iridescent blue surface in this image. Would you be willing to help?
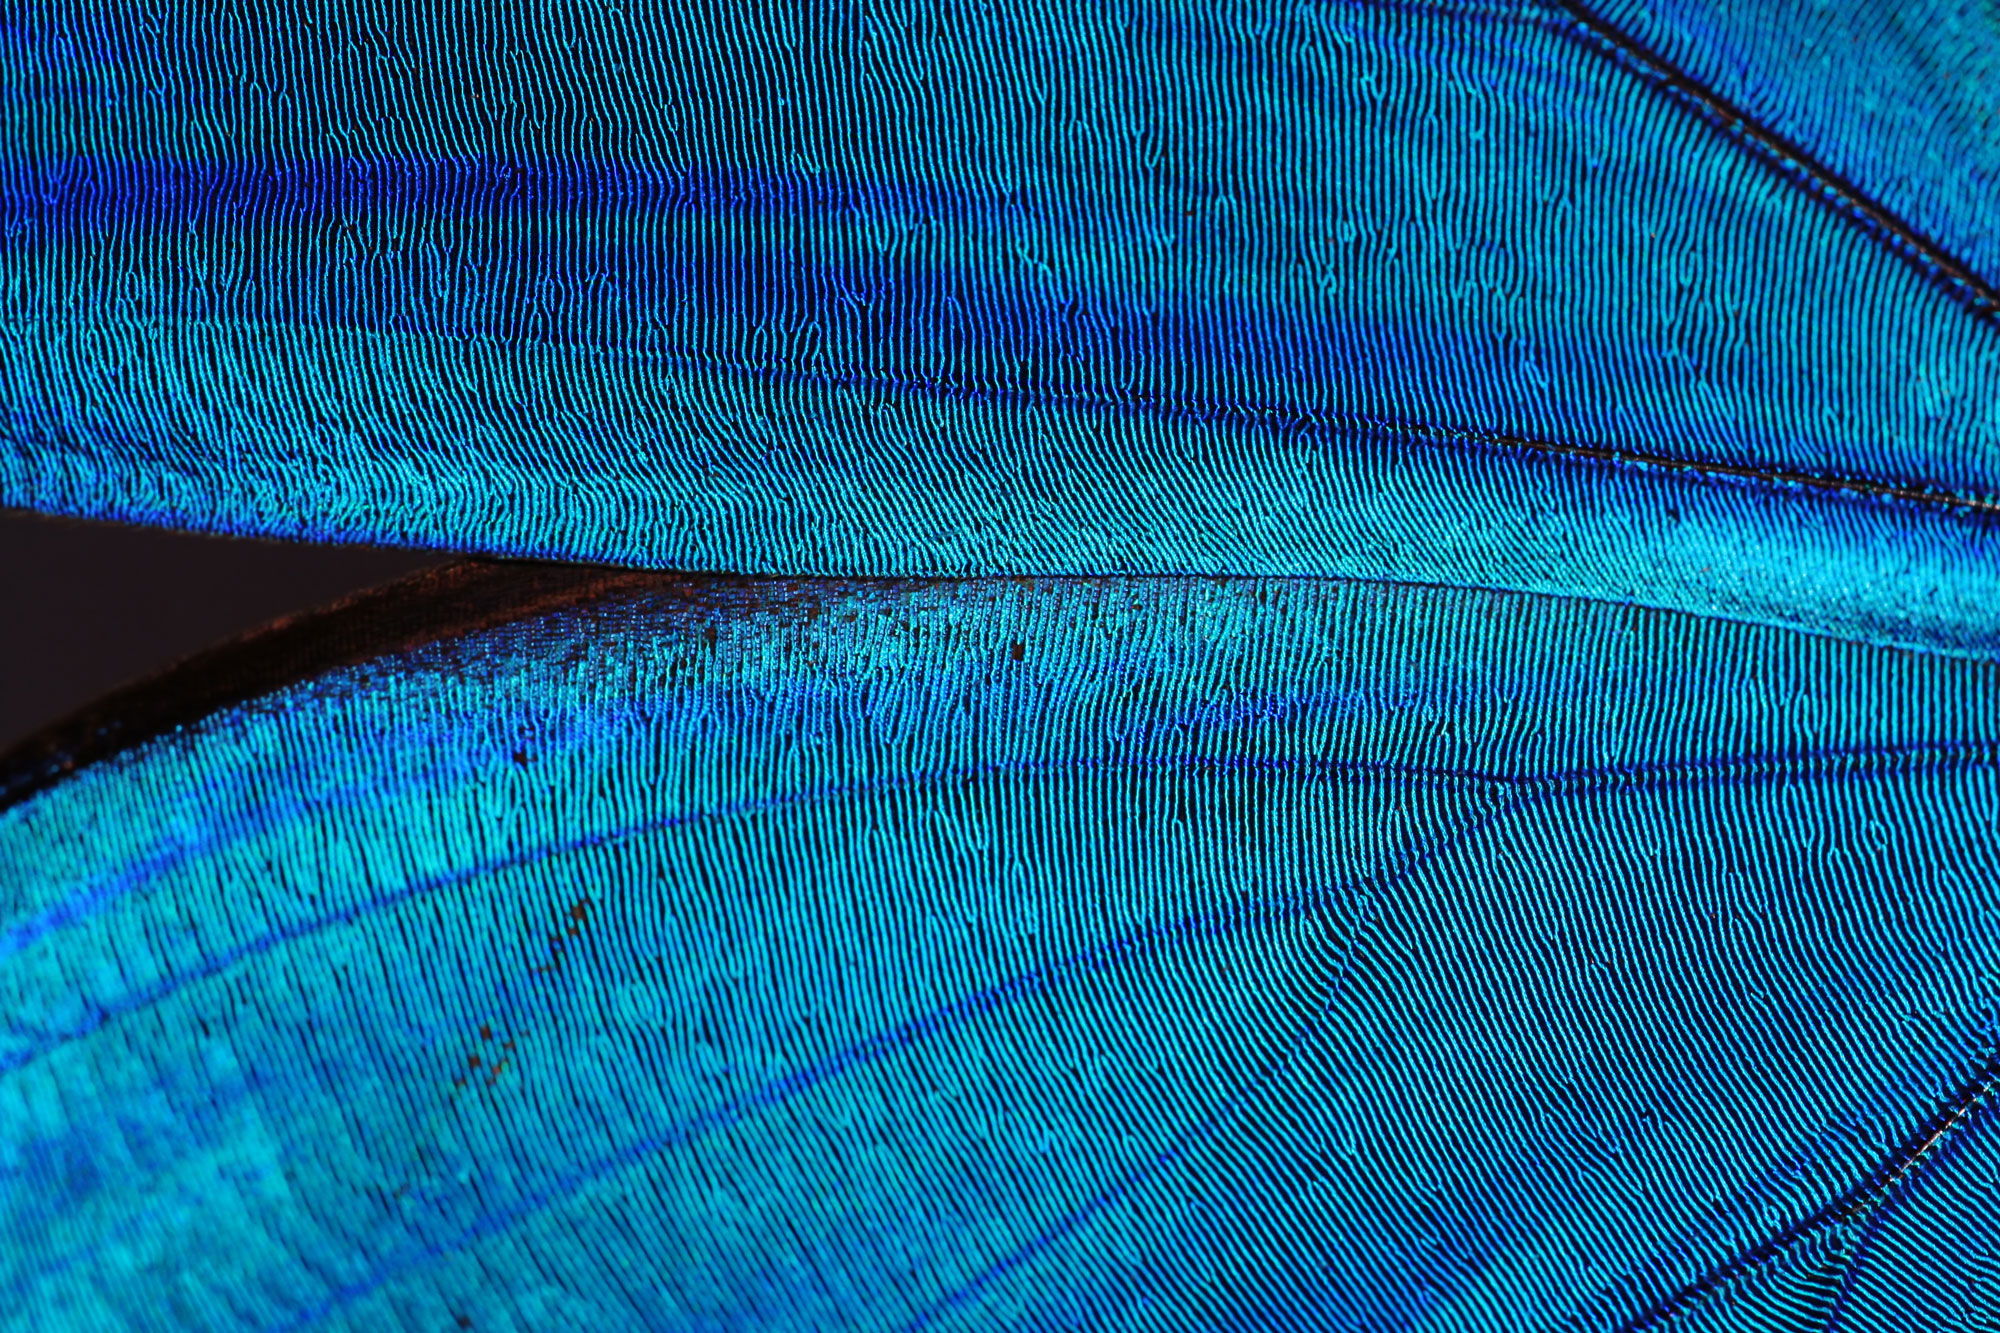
[3,573,1997,1329]
[9,1,2000,1326]
[8,2,2000,650]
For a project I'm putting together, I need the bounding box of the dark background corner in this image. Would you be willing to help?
[0,508,445,754]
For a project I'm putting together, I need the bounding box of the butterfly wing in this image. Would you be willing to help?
[8,2,2000,650]
[4,568,1997,1330]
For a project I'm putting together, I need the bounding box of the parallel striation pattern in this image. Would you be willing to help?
[8,2,2000,650]
[1577,0,2000,294]
[3,567,1999,1330]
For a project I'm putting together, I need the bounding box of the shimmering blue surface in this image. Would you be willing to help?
[8,1,2000,650]
[4,574,1998,1330]
[9,1,2000,1326]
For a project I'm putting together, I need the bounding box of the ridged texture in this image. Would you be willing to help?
[1580,0,2000,291]
[3,569,1999,1330]
[8,2,2000,651]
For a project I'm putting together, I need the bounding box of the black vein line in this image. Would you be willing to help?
[1610,1044,2000,1333]
[11,737,1993,1086]
[29,302,2000,571]
[268,805,1491,1333]
[1358,413,2000,520]
[1543,0,2000,325]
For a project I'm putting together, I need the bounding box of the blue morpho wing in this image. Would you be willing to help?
[7,0,2000,652]
[2,564,1998,1331]
[1579,0,2000,287]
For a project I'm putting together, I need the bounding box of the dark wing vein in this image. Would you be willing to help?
[1543,0,2000,325]
[1606,1044,2000,1333]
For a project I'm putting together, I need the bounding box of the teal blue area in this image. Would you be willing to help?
[3,576,1998,1329]
[8,2,2000,652]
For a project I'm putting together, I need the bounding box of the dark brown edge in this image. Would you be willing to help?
[0,558,677,813]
